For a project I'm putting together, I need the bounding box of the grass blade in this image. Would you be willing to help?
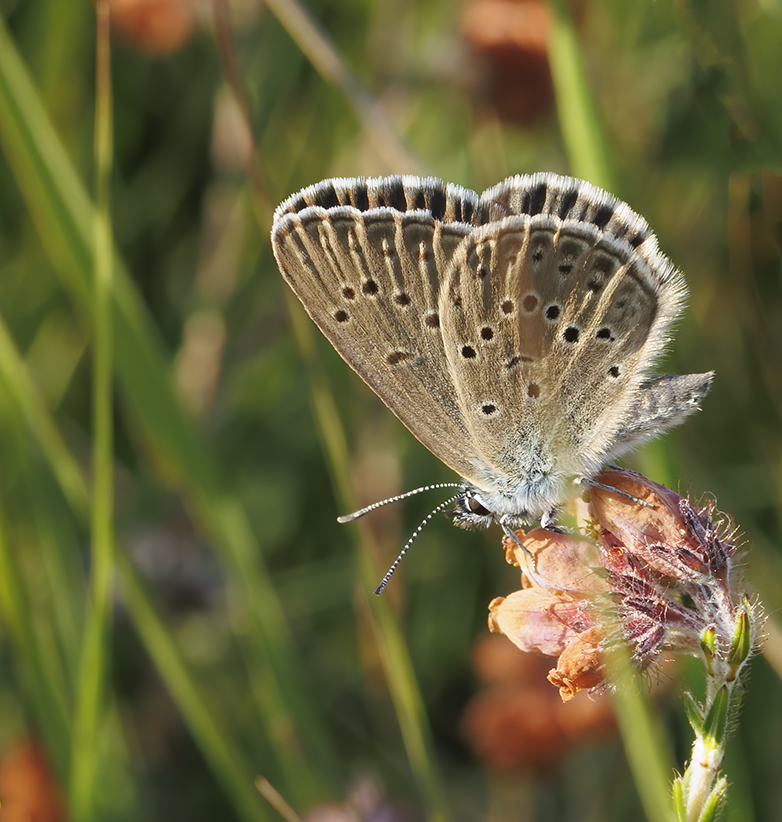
[548,0,614,190]
[69,5,115,817]
[285,295,451,822]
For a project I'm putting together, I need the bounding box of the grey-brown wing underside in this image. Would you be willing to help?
[473,173,708,464]
[438,210,691,481]
[271,176,489,480]
[607,372,714,456]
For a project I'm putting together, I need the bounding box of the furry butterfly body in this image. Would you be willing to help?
[272,173,712,528]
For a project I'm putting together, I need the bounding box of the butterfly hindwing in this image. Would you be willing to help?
[438,177,690,485]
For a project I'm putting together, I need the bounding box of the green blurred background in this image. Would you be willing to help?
[0,0,780,819]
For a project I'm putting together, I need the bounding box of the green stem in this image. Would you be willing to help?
[69,4,114,818]
[548,0,614,190]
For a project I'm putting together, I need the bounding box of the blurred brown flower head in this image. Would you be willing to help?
[461,0,554,125]
[489,468,749,701]
[109,0,197,55]
[0,742,65,822]
[461,634,617,772]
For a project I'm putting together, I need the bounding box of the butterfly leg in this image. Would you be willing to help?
[500,518,535,563]
[500,517,567,592]
[586,479,654,508]
[540,507,567,532]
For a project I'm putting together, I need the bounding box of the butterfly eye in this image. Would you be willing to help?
[467,496,491,516]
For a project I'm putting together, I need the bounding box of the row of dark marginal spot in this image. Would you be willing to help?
[521,180,647,247]
[291,177,648,249]
[385,343,617,381]
[295,178,470,224]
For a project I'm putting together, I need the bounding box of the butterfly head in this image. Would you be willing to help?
[446,487,500,529]
[446,480,559,531]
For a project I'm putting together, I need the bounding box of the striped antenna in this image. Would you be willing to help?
[337,483,463,523]
[374,492,462,595]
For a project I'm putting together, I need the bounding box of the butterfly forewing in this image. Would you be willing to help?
[272,178,487,479]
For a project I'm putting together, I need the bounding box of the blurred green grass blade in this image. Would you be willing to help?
[70,6,115,818]
[0,314,87,703]
[0,476,71,775]
[285,296,451,822]
[0,313,271,822]
[548,0,613,190]
[0,17,329,800]
[0,317,90,517]
[264,0,423,175]
[116,551,270,822]
[607,643,674,822]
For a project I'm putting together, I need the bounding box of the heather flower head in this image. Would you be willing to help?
[490,469,755,693]
[488,467,762,820]
[590,469,745,665]
[489,528,608,700]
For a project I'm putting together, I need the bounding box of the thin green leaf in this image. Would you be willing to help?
[673,776,687,822]
[682,691,705,735]
[70,6,115,818]
[702,686,730,748]
[606,641,674,822]
[697,777,728,822]
[548,0,613,190]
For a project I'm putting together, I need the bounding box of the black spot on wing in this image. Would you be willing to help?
[591,204,614,230]
[378,178,406,211]
[317,182,339,209]
[428,187,447,221]
[529,182,548,215]
[352,181,369,211]
[289,194,308,213]
[459,197,475,224]
[557,189,579,219]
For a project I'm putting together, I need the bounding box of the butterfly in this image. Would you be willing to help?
[271,172,712,585]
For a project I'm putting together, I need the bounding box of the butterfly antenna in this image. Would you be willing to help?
[373,493,461,595]
[337,483,462,523]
